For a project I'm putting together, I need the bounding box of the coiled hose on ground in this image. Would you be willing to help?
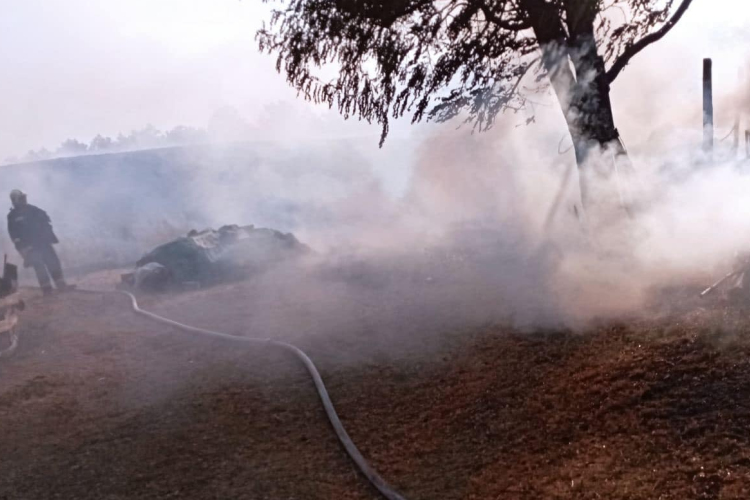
[88,289,408,500]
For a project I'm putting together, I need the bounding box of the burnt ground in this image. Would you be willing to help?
[2,275,750,499]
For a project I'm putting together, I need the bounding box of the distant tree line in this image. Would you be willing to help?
[4,124,209,165]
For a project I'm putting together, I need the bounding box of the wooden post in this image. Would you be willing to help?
[703,58,714,153]
[733,118,740,156]
[734,67,743,158]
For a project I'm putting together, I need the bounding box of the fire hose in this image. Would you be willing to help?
[84,289,407,500]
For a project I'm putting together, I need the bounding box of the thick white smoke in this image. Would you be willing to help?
[3,0,748,338]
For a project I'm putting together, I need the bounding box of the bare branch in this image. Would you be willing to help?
[606,0,694,84]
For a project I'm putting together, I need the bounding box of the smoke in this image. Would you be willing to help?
[2,0,749,349]
[5,61,748,340]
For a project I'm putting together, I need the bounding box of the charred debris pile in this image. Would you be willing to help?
[121,224,310,291]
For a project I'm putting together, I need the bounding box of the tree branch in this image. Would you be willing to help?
[476,1,532,31]
[605,0,694,84]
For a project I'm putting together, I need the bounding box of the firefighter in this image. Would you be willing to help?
[7,190,72,296]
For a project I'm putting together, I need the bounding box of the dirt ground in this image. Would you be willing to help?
[2,273,750,499]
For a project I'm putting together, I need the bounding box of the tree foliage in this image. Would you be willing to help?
[5,125,211,165]
[257,0,694,145]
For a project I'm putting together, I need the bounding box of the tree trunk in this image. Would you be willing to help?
[521,0,631,214]
[565,0,631,216]
[546,61,625,213]
[564,44,624,209]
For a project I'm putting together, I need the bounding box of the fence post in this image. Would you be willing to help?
[734,67,743,157]
[703,58,714,154]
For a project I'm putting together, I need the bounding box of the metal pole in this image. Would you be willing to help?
[703,58,714,153]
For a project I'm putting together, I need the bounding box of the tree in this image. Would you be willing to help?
[22,148,52,162]
[129,124,164,150]
[208,106,255,141]
[89,134,114,152]
[56,138,88,156]
[114,125,164,151]
[257,0,694,206]
[165,125,209,145]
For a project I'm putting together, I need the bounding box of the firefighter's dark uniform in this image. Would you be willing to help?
[7,204,66,292]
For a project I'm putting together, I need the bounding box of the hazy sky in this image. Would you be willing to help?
[0,0,748,162]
